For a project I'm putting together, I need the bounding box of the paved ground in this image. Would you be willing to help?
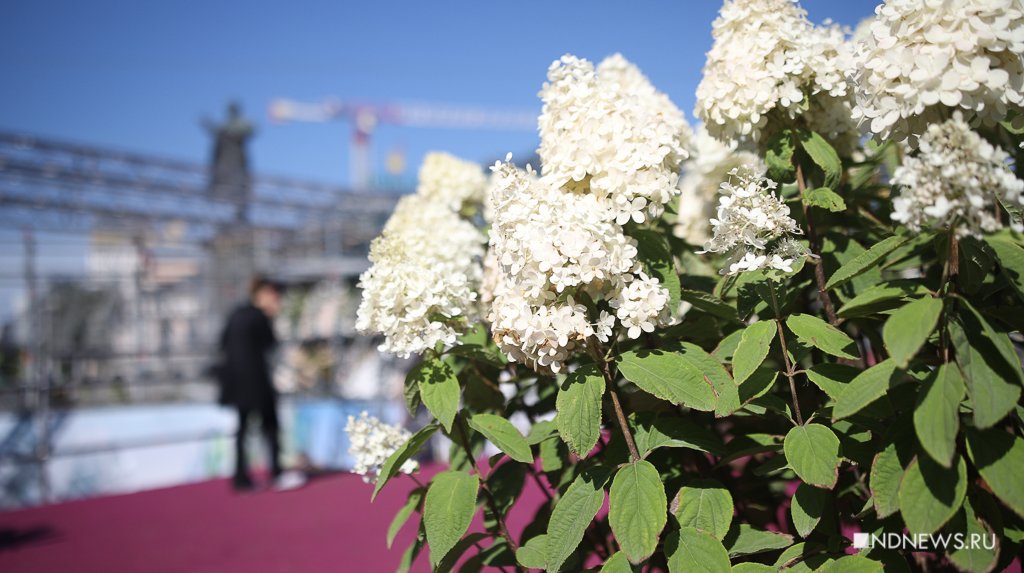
[0,465,548,572]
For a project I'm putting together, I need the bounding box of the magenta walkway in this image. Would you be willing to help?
[0,465,548,573]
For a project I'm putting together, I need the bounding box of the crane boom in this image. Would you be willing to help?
[269,98,536,131]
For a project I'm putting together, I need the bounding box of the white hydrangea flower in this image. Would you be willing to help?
[415,151,488,211]
[538,54,692,224]
[700,166,808,275]
[852,0,1024,143]
[609,273,674,339]
[674,126,761,245]
[357,194,486,357]
[695,0,858,150]
[890,113,1024,238]
[345,411,419,483]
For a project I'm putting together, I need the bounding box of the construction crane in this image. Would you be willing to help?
[268,98,537,189]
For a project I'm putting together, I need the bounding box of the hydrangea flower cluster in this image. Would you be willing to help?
[694,0,858,150]
[356,158,487,357]
[700,166,808,275]
[538,54,692,225]
[851,0,1024,144]
[674,126,761,245]
[345,411,418,483]
[891,113,1024,238]
[415,151,488,211]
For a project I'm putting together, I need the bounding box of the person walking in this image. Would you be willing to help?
[217,277,299,491]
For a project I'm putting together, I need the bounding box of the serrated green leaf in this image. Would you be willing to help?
[609,460,667,564]
[526,419,557,445]
[883,296,943,368]
[423,470,480,565]
[913,364,964,468]
[799,130,842,188]
[819,555,883,573]
[987,236,1024,302]
[833,360,899,420]
[555,365,606,457]
[414,358,460,432]
[837,281,929,318]
[387,487,424,548]
[804,187,846,212]
[825,235,910,290]
[722,523,794,557]
[546,466,612,572]
[599,551,634,573]
[630,412,722,456]
[784,423,842,489]
[665,527,732,573]
[672,479,734,540]
[678,342,741,417]
[738,367,778,404]
[515,534,548,569]
[786,314,858,359]
[679,289,740,322]
[539,435,568,474]
[946,491,1001,572]
[966,427,1024,518]
[373,424,438,500]
[949,311,1021,429]
[805,363,859,400]
[898,455,967,535]
[468,413,532,464]
[617,350,716,411]
[731,564,775,573]
[870,443,904,519]
[732,320,777,385]
[791,483,827,538]
[436,532,489,573]
[766,129,796,183]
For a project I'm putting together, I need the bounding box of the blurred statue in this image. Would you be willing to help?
[204,102,254,220]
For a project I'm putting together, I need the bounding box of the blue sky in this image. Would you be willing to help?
[0,0,880,185]
[0,0,881,320]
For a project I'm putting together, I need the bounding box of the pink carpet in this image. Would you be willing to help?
[0,464,550,572]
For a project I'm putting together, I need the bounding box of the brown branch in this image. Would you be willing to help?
[587,339,641,462]
[796,163,839,326]
[769,287,804,425]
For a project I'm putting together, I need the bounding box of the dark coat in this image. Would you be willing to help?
[217,303,277,410]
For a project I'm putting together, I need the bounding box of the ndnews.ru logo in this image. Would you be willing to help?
[853,532,997,551]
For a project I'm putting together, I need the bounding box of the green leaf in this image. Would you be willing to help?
[423,470,480,565]
[722,523,794,557]
[546,466,612,572]
[765,129,796,183]
[987,236,1024,302]
[414,358,460,432]
[679,289,740,322]
[372,424,438,500]
[665,527,732,573]
[387,487,424,548]
[838,281,928,318]
[738,367,778,405]
[784,423,842,489]
[678,342,741,417]
[599,551,635,573]
[515,534,548,569]
[946,491,1001,573]
[825,235,910,290]
[732,320,777,385]
[672,479,734,540]
[635,229,681,312]
[949,311,1021,429]
[539,435,568,474]
[966,427,1024,518]
[870,443,905,519]
[731,565,776,573]
[395,531,424,573]
[883,296,943,369]
[436,532,489,573]
[819,555,883,573]
[617,350,717,411]
[833,360,899,420]
[556,365,606,457]
[805,363,859,400]
[785,314,858,360]
[913,364,964,468]
[791,483,828,538]
[799,129,842,188]
[630,412,723,456]
[609,460,668,564]
[468,413,532,464]
[526,419,558,445]
[804,187,846,212]
[898,455,967,535]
